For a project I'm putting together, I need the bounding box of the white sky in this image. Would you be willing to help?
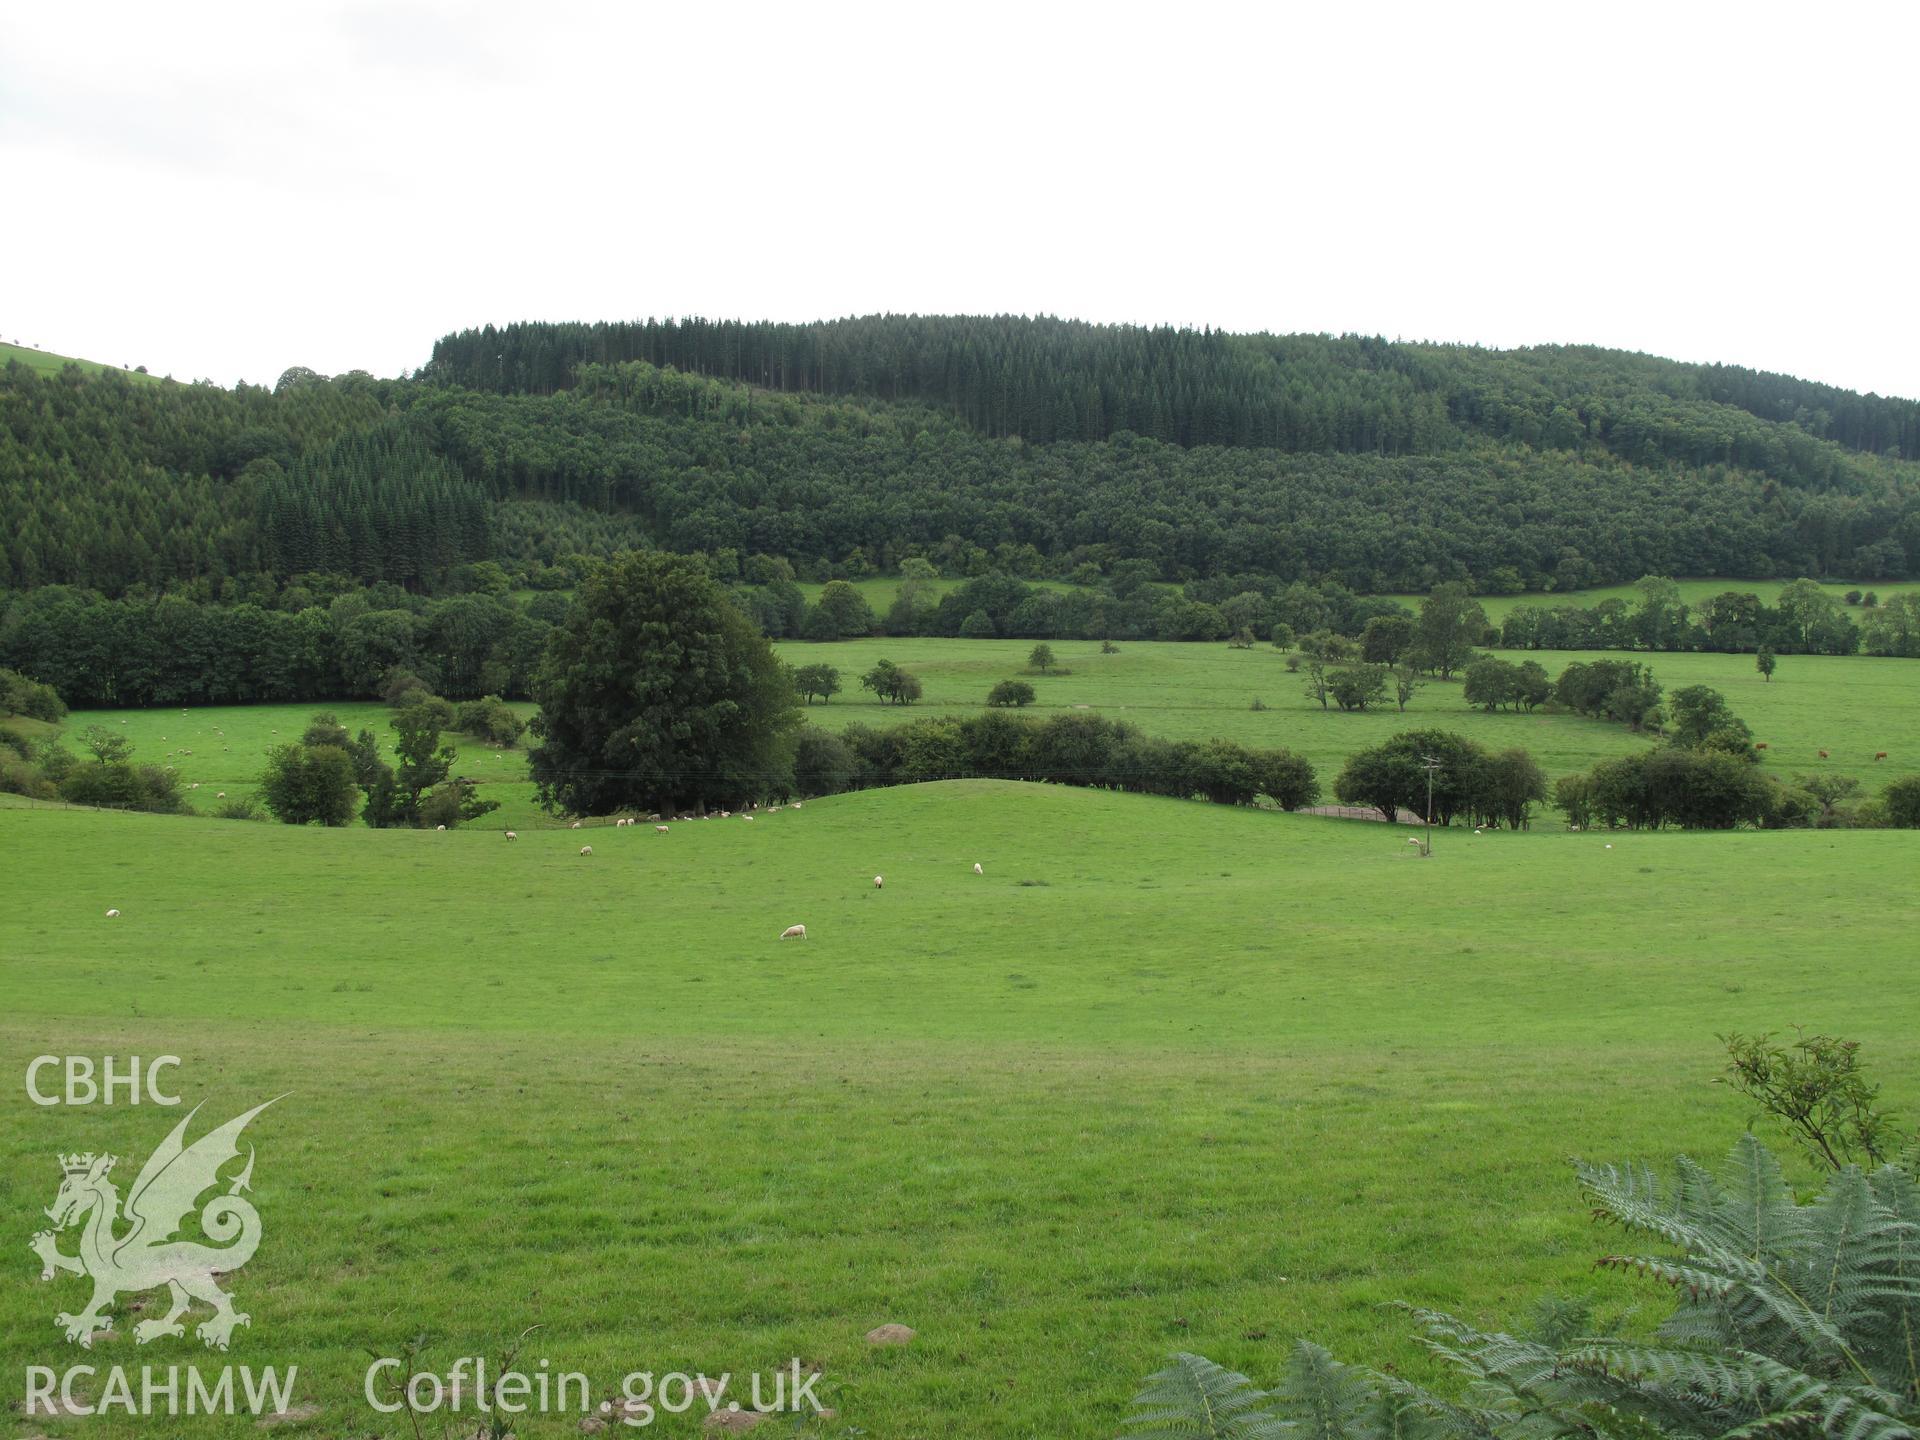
[3,1,1915,399]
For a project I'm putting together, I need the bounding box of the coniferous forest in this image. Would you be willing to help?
[4,316,1919,603]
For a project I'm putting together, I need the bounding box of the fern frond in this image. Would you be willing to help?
[1278,1340,1391,1440]
[1120,1352,1294,1440]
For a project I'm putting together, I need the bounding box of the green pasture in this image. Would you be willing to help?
[2,781,1916,1437]
[53,700,544,829]
[0,340,158,383]
[774,639,1920,801]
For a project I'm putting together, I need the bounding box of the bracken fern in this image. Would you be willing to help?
[1119,1136,1919,1440]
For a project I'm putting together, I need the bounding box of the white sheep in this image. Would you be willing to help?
[505,830,517,840]
[791,801,803,809]
[580,845,593,856]
[873,874,884,889]
[654,824,669,833]
[571,820,582,830]
[105,908,120,918]
[1407,838,1421,846]
[780,924,807,940]
[1605,843,1613,850]
[743,814,754,821]
[436,825,446,832]
[972,862,983,875]
[217,792,226,799]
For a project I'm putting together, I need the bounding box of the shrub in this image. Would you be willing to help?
[0,667,67,722]
[986,679,1036,707]
[958,609,996,638]
[259,743,359,826]
[791,728,855,797]
[59,761,185,814]
[1885,774,1920,828]
[210,794,263,820]
[379,666,431,705]
[453,695,528,747]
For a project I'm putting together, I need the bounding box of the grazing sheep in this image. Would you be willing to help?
[791,801,803,809]
[1819,749,1829,758]
[571,820,582,830]
[1605,843,1613,850]
[216,792,226,799]
[505,830,517,840]
[973,862,984,875]
[1755,742,1768,750]
[435,825,446,832]
[1406,838,1421,846]
[580,845,593,856]
[1876,751,1888,761]
[780,924,807,940]
[105,909,120,918]
[874,874,884,888]
[743,814,754,821]
[655,825,669,833]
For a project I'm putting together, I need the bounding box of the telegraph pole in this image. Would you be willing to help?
[1419,754,1442,857]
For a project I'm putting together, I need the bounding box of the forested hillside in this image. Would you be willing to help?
[428,316,1920,464]
[4,316,1919,600]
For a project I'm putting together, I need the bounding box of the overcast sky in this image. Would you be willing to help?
[3,1,1914,398]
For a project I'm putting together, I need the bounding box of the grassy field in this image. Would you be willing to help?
[2,781,1916,1437]
[55,700,545,829]
[774,639,1920,801]
[1,340,159,383]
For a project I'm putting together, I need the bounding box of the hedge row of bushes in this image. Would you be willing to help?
[789,710,1321,810]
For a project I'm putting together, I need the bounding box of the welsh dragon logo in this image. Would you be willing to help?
[29,1099,278,1350]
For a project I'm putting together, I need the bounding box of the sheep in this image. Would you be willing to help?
[217,792,227,799]
[1406,838,1421,846]
[973,862,984,875]
[571,820,582,830]
[105,908,120,918]
[1755,742,1769,750]
[1875,751,1888,761]
[435,824,446,832]
[655,825,669,833]
[580,845,593,856]
[780,924,807,940]
[874,874,884,888]
[505,830,518,840]
[743,814,754,821]
[1819,749,1829,759]
[1605,843,1613,850]
[791,801,803,809]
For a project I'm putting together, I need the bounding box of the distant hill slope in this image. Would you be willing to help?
[0,340,157,383]
[2,317,1917,596]
[428,316,1920,466]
